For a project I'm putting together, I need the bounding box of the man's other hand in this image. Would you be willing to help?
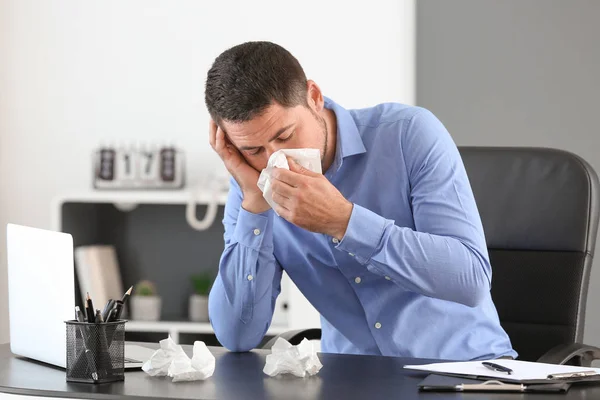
[209,120,270,213]
[270,158,353,239]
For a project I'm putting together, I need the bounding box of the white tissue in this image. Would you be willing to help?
[263,338,323,378]
[141,336,186,377]
[142,337,215,382]
[257,149,322,213]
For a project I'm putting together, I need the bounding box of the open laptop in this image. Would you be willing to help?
[7,223,155,369]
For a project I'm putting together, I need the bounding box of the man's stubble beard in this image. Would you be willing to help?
[318,114,328,171]
[307,106,329,171]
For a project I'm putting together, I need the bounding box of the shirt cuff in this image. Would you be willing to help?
[336,204,388,263]
[233,208,274,250]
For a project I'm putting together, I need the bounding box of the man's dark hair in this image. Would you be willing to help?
[205,41,308,123]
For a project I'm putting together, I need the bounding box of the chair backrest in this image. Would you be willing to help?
[459,147,600,361]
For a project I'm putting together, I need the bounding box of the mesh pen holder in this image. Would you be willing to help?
[65,319,127,384]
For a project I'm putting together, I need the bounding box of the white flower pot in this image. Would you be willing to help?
[130,296,162,321]
[189,295,209,322]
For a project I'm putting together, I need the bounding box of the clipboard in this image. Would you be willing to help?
[418,374,571,393]
[404,359,600,384]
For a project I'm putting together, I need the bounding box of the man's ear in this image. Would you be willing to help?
[306,80,324,113]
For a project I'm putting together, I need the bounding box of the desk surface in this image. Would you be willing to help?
[2,343,600,400]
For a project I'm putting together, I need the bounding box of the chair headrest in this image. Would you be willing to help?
[459,147,599,253]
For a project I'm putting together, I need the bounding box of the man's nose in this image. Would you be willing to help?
[264,143,284,161]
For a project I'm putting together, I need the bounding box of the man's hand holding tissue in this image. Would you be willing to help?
[208,120,270,214]
[270,158,353,240]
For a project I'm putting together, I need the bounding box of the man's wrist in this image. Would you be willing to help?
[335,204,390,264]
[331,201,353,240]
[233,206,274,250]
[242,192,271,214]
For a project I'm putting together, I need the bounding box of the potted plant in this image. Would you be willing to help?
[130,280,161,321]
[189,273,214,322]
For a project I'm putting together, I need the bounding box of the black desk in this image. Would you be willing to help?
[1,343,599,399]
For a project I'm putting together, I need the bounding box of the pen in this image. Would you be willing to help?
[105,307,118,323]
[482,362,513,375]
[113,300,124,320]
[102,299,115,321]
[73,306,99,381]
[85,292,95,323]
[105,286,133,349]
[75,306,86,323]
[93,309,110,378]
[104,300,123,326]
[105,302,124,348]
[94,309,104,323]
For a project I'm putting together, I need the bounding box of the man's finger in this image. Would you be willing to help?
[271,177,296,197]
[271,191,291,209]
[271,168,302,187]
[274,204,291,220]
[214,126,227,155]
[224,136,244,158]
[287,157,319,177]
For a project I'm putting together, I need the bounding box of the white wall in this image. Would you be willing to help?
[0,0,10,344]
[0,1,415,343]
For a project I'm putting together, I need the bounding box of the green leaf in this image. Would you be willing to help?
[190,272,215,296]
[134,280,156,296]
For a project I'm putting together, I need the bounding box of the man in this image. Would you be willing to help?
[205,41,516,360]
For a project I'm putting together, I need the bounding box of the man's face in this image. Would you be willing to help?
[220,102,327,172]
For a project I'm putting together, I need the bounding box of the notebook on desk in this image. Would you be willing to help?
[405,359,600,384]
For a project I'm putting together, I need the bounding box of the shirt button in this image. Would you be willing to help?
[247,274,254,281]
[385,276,391,280]
[375,322,382,329]
[332,238,339,244]
[253,229,261,235]
[354,277,362,284]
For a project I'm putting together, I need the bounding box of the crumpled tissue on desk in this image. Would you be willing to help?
[263,337,323,378]
[142,336,215,382]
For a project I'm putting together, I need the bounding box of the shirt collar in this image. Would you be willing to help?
[324,97,366,174]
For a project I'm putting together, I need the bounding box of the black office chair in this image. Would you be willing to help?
[264,147,600,366]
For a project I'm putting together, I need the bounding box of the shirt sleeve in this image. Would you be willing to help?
[208,177,283,351]
[336,109,491,308]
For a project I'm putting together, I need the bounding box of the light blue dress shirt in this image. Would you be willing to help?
[209,98,517,360]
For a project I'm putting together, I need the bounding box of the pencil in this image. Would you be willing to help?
[121,286,133,304]
[85,292,95,323]
[120,286,133,318]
